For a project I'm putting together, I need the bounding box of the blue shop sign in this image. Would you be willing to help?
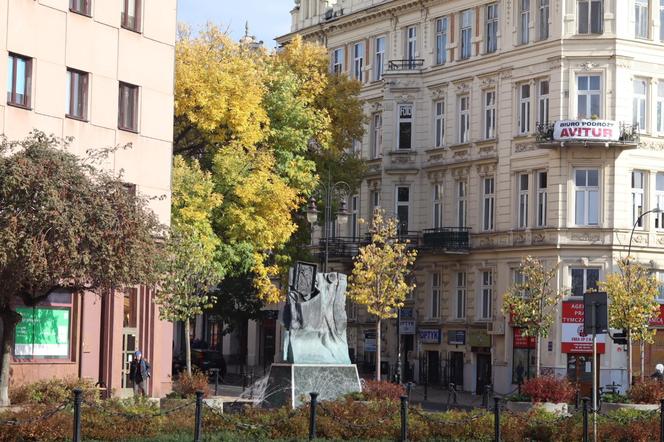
[448,330,466,345]
[419,328,441,344]
[400,307,414,319]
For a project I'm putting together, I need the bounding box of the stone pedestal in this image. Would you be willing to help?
[263,363,362,408]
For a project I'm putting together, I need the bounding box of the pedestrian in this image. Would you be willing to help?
[129,350,151,396]
[652,363,664,382]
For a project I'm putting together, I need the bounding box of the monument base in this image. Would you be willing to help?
[263,363,362,409]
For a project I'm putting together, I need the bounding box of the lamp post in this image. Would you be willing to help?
[627,207,663,258]
[306,173,351,273]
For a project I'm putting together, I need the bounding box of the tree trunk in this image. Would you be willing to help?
[535,335,541,378]
[0,309,21,406]
[627,333,633,386]
[376,318,381,381]
[184,320,192,376]
[640,341,645,382]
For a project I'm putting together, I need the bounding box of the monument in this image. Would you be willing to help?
[263,262,362,408]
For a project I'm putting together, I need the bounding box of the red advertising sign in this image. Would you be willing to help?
[513,327,536,349]
[561,301,605,354]
[649,305,664,327]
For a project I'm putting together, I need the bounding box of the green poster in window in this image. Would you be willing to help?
[14,307,70,358]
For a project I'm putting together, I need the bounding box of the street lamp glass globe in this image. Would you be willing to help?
[306,197,318,224]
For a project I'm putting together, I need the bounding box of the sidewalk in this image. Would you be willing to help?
[407,384,488,412]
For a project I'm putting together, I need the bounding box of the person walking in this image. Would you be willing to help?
[129,350,151,396]
[652,363,664,382]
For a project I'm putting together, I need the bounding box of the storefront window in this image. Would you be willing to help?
[14,307,71,359]
[512,328,536,383]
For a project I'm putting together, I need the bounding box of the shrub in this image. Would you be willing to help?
[9,377,100,405]
[628,378,664,404]
[171,370,210,398]
[520,375,575,403]
[355,380,405,402]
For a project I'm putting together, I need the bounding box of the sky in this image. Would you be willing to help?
[177,0,295,48]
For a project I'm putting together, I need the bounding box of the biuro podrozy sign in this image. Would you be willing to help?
[553,120,620,142]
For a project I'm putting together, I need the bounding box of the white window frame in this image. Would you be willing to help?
[657,173,664,229]
[577,0,603,34]
[577,74,602,119]
[455,272,466,320]
[459,95,470,143]
[484,90,496,139]
[574,168,600,226]
[460,9,473,60]
[570,267,601,297]
[433,183,444,228]
[520,0,531,45]
[332,47,344,74]
[633,78,648,131]
[350,195,359,238]
[657,271,664,302]
[536,171,548,227]
[431,272,441,319]
[538,79,550,124]
[539,0,550,40]
[479,270,493,320]
[635,0,649,39]
[371,112,383,158]
[371,190,381,216]
[396,186,410,235]
[374,36,385,81]
[436,17,448,65]
[657,82,664,134]
[406,26,417,60]
[518,83,531,135]
[660,0,664,42]
[397,103,413,150]
[434,100,445,147]
[352,42,364,82]
[485,4,498,54]
[483,176,495,231]
[518,173,529,229]
[632,170,645,229]
[457,180,467,227]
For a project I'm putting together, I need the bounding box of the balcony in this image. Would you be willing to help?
[421,227,471,254]
[318,236,363,259]
[387,59,424,71]
[535,121,639,148]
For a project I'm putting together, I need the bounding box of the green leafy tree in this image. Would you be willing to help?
[599,258,660,384]
[0,132,164,406]
[502,256,563,377]
[347,210,417,381]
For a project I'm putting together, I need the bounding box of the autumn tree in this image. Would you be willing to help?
[347,210,417,381]
[0,132,164,406]
[599,258,660,384]
[502,256,564,377]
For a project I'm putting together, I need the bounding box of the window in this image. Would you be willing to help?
[66,69,89,120]
[657,272,664,301]
[353,42,364,81]
[484,90,496,139]
[118,82,139,132]
[371,113,383,158]
[514,269,529,298]
[518,173,529,228]
[486,4,498,54]
[433,183,444,228]
[536,171,548,227]
[431,273,441,319]
[434,100,445,147]
[575,169,600,226]
[332,48,344,74]
[635,0,649,39]
[70,0,91,15]
[577,75,601,119]
[479,271,493,320]
[374,37,385,80]
[121,0,141,32]
[632,171,645,228]
[658,82,664,133]
[7,53,32,108]
[459,95,470,143]
[657,173,664,229]
[519,84,531,135]
[398,104,413,149]
[578,0,603,34]
[436,17,448,64]
[660,0,664,41]
[520,0,531,44]
[456,180,467,227]
[539,0,550,40]
[396,186,410,235]
[455,272,466,319]
[460,9,473,60]
[483,177,495,231]
[406,26,417,61]
[351,195,359,238]
[538,80,550,124]
[571,267,600,297]
[633,78,647,130]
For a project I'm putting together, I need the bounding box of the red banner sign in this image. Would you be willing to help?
[561,301,605,354]
[513,327,536,349]
[649,305,664,327]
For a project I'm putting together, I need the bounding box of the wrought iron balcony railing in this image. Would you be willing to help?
[421,227,471,253]
[388,59,424,71]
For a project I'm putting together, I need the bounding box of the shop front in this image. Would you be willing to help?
[447,330,466,388]
[469,329,491,394]
[418,328,441,384]
[512,327,536,385]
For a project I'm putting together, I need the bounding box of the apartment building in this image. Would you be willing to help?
[3,0,176,397]
[279,0,664,395]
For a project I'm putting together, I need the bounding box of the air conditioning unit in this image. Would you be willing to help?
[487,320,505,335]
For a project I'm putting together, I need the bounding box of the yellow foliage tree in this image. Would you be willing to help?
[599,258,660,384]
[348,210,417,380]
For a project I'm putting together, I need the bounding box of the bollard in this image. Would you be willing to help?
[194,390,204,442]
[424,372,428,401]
[582,397,589,442]
[212,368,220,396]
[400,395,409,442]
[309,392,319,440]
[483,385,491,410]
[493,397,501,442]
[452,383,458,404]
[406,382,413,401]
[576,389,581,411]
[72,388,82,442]
[660,399,664,442]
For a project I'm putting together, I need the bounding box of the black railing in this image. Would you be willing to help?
[318,236,363,258]
[536,121,641,144]
[620,122,640,142]
[388,59,424,71]
[421,227,471,252]
[535,122,555,142]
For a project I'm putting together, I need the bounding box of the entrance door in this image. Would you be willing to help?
[450,351,464,388]
[476,354,492,394]
[567,354,600,398]
[427,351,440,384]
[403,335,414,382]
[121,289,139,397]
